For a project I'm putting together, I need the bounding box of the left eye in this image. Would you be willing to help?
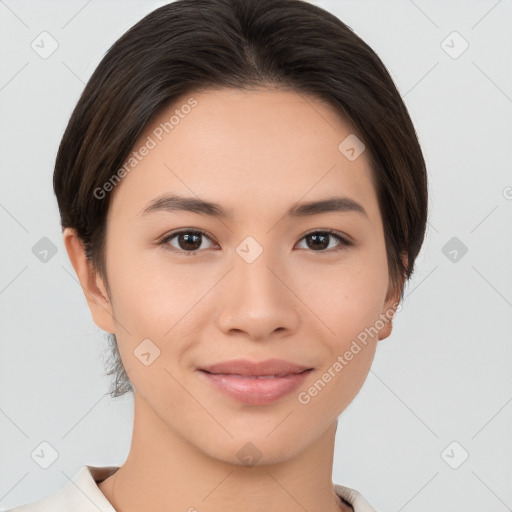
[159,229,352,255]
[296,230,352,252]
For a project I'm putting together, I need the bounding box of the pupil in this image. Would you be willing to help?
[180,233,201,251]
[308,233,328,250]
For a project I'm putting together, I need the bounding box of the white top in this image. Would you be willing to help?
[6,465,381,512]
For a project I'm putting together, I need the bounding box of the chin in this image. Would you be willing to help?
[192,428,313,469]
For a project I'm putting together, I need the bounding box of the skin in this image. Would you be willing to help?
[64,87,405,512]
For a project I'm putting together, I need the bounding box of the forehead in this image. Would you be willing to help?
[108,87,380,225]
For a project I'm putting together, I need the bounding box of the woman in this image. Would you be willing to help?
[9,0,428,510]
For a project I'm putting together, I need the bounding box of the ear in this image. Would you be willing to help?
[378,252,408,341]
[62,227,117,334]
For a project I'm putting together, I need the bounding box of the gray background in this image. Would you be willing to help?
[1,0,511,510]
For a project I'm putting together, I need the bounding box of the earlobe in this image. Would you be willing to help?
[377,306,395,341]
[378,294,398,341]
[378,252,408,341]
[62,227,116,333]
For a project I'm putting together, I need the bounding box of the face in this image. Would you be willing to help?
[71,87,401,466]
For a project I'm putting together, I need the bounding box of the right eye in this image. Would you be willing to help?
[159,229,218,255]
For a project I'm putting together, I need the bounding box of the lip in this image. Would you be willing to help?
[199,358,312,377]
[198,359,313,406]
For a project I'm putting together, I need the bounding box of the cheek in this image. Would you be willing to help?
[106,244,202,328]
[297,255,388,341]
[297,329,377,420]
[104,247,213,377]
[301,273,384,414]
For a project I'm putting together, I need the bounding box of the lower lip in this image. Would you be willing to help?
[199,369,313,406]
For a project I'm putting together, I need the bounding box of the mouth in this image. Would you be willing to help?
[200,369,312,379]
[197,360,314,405]
[199,358,313,377]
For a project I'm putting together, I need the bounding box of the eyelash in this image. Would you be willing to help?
[158,229,353,256]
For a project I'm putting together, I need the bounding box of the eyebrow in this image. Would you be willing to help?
[138,194,369,220]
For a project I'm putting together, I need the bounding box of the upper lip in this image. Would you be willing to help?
[199,358,313,377]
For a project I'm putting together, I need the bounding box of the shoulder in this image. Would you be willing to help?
[333,483,383,512]
[5,466,118,512]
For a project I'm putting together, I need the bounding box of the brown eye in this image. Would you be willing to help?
[296,230,352,252]
[161,230,216,253]
[159,229,351,256]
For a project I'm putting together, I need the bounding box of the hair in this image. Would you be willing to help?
[53,0,428,398]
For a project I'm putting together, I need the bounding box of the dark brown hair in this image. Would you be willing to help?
[54,0,428,398]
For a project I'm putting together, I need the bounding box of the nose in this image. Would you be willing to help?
[215,248,300,342]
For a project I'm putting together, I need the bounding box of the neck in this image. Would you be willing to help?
[99,391,349,512]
